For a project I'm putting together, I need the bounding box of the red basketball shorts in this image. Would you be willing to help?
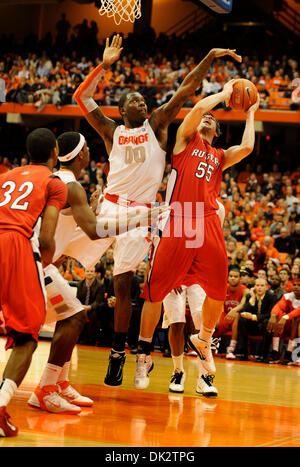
[143,214,228,303]
[0,231,47,349]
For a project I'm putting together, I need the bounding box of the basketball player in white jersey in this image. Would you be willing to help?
[73,34,242,386]
[28,132,166,414]
[163,201,225,397]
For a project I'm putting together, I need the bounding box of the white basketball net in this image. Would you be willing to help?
[98,0,142,26]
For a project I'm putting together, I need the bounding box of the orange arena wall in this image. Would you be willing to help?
[1,103,300,124]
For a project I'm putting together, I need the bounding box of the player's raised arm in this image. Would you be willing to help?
[174,80,236,151]
[222,95,260,171]
[73,35,123,153]
[149,48,242,131]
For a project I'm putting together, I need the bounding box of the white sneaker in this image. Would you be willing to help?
[289,358,300,366]
[134,354,154,390]
[196,374,218,397]
[169,371,185,393]
[28,384,81,415]
[58,381,93,407]
[226,350,236,360]
[188,334,216,374]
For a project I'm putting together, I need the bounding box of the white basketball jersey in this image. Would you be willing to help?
[51,169,80,263]
[104,119,166,203]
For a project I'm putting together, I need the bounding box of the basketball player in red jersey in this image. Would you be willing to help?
[134,82,260,390]
[0,128,68,437]
[214,265,249,360]
[74,33,242,386]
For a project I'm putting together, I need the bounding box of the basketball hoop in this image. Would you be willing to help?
[98,0,142,26]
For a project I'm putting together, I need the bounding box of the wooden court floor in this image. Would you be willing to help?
[0,336,299,447]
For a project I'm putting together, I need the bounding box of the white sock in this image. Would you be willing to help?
[57,361,70,383]
[272,337,280,352]
[39,363,62,388]
[229,340,237,350]
[0,378,17,407]
[172,354,184,372]
[138,335,152,343]
[199,325,214,343]
[287,340,294,352]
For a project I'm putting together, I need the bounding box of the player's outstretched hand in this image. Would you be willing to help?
[247,94,260,114]
[223,79,236,106]
[212,48,242,63]
[131,204,170,228]
[103,34,123,67]
[89,189,102,214]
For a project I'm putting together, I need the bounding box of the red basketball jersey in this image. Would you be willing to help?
[166,132,225,217]
[224,284,247,314]
[0,165,67,238]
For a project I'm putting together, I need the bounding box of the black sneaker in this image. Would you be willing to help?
[280,350,292,365]
[268,350,280,364]
[104,350,126,386]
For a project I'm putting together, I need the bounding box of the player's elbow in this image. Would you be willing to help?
[240,146,254,158]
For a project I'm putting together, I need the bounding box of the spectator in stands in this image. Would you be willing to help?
[278,268,293,292]
[268,274,285,301]
[235,277,277,361]
[214,265,248,360]
[258,80,270,109]
[77,266,107,346]
[248,240,267,273]
[285,186,298,207]
[263,235,279,262]
[232,218,251,243]
[240,266,255,289]
[232,246,248,269]
[101,248,114,270]
[274,227,297,256]
[202,74,222,97]
[291,222,300,255]
[267,278,300,364]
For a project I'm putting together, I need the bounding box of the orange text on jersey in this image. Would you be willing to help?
[119,134,149,145]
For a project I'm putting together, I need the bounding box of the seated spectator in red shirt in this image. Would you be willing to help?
[237,163,252,185]
[248,241,267,273]
[267,278,300,365]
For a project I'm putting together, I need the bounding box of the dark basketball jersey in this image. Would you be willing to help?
[165,132,225,218]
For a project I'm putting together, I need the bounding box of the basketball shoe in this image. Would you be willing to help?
[169,371,185,393]
[188,334,216,374]
[57,381,93,407]
[134,354,154,390]
[196,374,218,397]
[268,350,280,364]
[226,346,236,360]
[104,350,126,386]
[28,385,81,415]
[0,407,18,437]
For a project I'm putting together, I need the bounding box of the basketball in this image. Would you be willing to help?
[229,79,258,111]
